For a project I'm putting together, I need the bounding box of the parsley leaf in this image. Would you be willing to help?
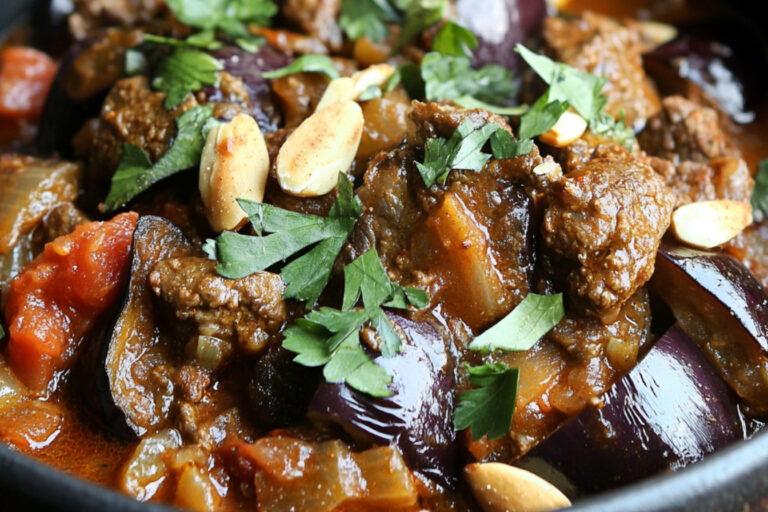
[207,173,360,305]
[490,130,534,159]
[165,0,277,38]
[454,363,519,441]
[517,92,569,140]
[152,48,223,109]
[339,0,400,43]
[469,293,564,352]
[752,158,768,221]
[262,55,340,80]
[416,118,501,187]
[103,105,214,211]
[590,111,636,151]
[143,32,223,50]
[283,248,428,397]
[394,0,447,51]
[432,20,477,58]
[421,52,517,105]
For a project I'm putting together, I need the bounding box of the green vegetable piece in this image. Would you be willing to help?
[394,0,446,51]
[469,293,564,352]
[421,52,517,106]
[262,54,340,80]
[152,48,223,109]
[454,363,519,441]
[752,158,768,220]
[432,21,478,58]
[103,105,214,211]
[517,92,569,140]
[165,0,277,38]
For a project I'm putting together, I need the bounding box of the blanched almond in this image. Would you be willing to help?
[199,113,269,232]
[672,199,752,249]
[635,20,678,47]
[465,463,571,512]
[538,111,588,147]
[316,63,395,111]
[276,100,364,197]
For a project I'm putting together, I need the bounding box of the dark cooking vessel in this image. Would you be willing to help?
[1,1,768,511]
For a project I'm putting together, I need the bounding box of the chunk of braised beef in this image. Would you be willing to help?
[543,11,661,129]
[149,257,287,357]
[281,0,343,52]
[542,149,675,322]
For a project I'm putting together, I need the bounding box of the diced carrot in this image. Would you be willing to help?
[4,212,138,391]
[0,47,57,120]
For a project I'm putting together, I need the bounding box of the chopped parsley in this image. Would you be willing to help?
[517,91,569,141]
[152,48,223,109]
[489,130,534,160]
[454,363,520,441]
[454,293,564,440]
[431,21,477,58]
[102,105,214,212]
[338,0,446,49]
[416,118,501,187]
[262,55,340,80]
[164,0,277,50]
[205,173,360,306]
[283,248,428,397]
[752,158,768,221]
[515,43,636,150]
[469,293,564,352]
[421,52,516,106]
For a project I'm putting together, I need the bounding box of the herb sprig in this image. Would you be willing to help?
[338,0,446,50]
[283,248,428,397]
[204,173,360,306]
[751,158,768,221]
[102,105,214,212]
[152,48,223,109]
[454,293,564,441]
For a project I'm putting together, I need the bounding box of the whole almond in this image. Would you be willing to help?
[316,63,395,111]
[672,199,752,249]
[276,101,364,197]
[199,113,269,232]
[465,462,571,512]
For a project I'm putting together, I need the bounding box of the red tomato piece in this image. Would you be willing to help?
[4,212,138,391]
[0,47,57,120]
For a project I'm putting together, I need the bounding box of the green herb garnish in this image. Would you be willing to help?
[432,20,477,58]
[752,158,768,220]
[416,118,502,187]
[262,54,340,80]
[205,173,360,306]
[152,48,223,109]
[454,293,564,440]
[103,105,214,212]
[394,0,446,51]
[339,0,400,43]
[421,52,516,106]
[469,293,564,352]
[454,363,520,441]
[283,248,428,397]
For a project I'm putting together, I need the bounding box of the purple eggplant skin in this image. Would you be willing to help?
[308,313,460,489]
[455,0,547,72]
[650,244,768,415]
[206,45,291,132]
[642,22,768,124]
[534,324,745,493]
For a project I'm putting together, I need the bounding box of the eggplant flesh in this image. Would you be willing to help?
[308,314,460,489]
[535,324,744,492]
[84,215,194,437]
[651,244,768,415]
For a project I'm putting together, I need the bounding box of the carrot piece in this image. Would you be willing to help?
[0,47,57,120]
[4,212,138,390]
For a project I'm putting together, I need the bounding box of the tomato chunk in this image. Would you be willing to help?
[4,212,138,390]
[0,47,57,120]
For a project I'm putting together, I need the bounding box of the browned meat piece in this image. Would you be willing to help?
[647,156,753,205]
[149,257,287,356]
[542,149,676,322]
[346,102,538,330]
[409,100,511,142]
[89,76,190,194]
[467,287,652,462]
[281,0,343,51]
[69,0,171,39]
[639,96,738,164]
[639,96,752,204]
[543,11,661,128]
